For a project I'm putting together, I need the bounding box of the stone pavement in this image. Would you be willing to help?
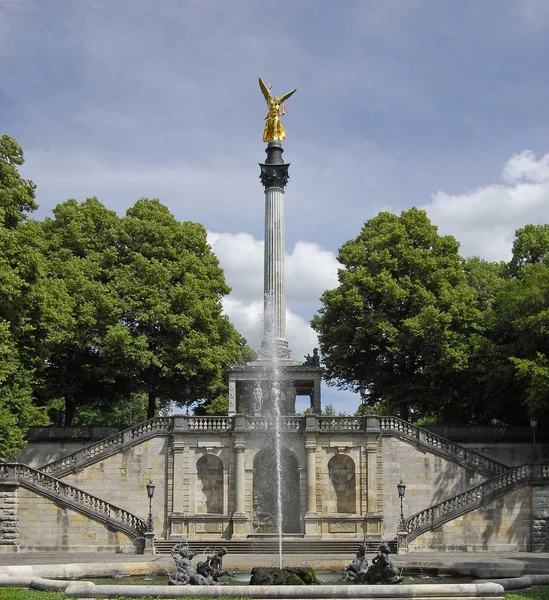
[0,551,548,579]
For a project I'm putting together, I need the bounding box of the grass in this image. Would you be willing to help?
[0,591,65,600]
[0,590,243,600]
[505,590,549,600]
[2,587,549,600]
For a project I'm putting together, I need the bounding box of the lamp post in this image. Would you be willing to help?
[530,418,538,463]
[397,479,406,532]
[146,479,155,532]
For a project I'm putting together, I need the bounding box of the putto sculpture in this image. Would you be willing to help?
[259,77,297,142]
[169,539,234,586]
[341,542,403,585]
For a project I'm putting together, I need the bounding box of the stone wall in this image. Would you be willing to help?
[381,436,486,534]
[532,486,549,551]
[17,427,119,468]
[407,486,533,552]
[5,420,548,551]
[16,487,136,553]
[460,443,542,467]
[0,488,18,550]
[62,436,169,538]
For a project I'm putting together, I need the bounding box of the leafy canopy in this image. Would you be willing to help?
[312,208,481,420]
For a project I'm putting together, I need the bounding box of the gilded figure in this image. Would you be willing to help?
[259,77,297,142]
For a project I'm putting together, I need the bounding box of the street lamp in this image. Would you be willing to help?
[146,480,155,532]
[397,479,406,532]
[530,418,538,463]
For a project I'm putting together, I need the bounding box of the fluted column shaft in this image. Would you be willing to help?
[259,141,290,357]
[264,186,286,342]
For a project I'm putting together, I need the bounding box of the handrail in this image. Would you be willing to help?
[38,415,509,479]
[378,416,508,477]
[40,417,172,477]
[404,463,549,543]
[0,463,147,540]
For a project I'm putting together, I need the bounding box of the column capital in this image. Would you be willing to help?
[259,163,290,190]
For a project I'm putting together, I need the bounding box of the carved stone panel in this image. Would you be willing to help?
[195,522,223,533]
[328,521,356,533]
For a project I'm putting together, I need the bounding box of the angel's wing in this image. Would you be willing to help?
[258,78,271,103]
[279,88,297,103]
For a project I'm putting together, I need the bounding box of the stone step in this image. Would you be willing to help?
[154,539,397,554]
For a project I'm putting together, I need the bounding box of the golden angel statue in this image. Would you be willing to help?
[259,77,297,142]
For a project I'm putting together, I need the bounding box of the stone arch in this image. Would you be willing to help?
[328,454,356,513]
[252,447,301,533]
[196,454,223,514]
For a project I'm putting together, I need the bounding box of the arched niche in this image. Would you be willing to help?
[196,454,223,514]
[252,447,301,533]
[328,454,357,513]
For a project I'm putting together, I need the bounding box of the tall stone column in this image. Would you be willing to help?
[259,141,291,360]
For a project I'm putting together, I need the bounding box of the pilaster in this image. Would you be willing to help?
[232,433,247,538]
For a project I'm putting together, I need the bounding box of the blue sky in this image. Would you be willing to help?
[2,0,549,413]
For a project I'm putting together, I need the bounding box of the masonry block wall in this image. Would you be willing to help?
[381,436,486,534]
[5,421,549,552]
[16,487,136,552]
[0,488,18,550]
[62,437,169,538]
[532,486,549,551]
[407,486,533,552]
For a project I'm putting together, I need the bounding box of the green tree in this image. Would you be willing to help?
[39,197,126,425]
[113,199,249,418]
[508,224,549,276]
[454,257,516,424]
[495,262,549,422]
[312,208,481,421]
[0,135,54,457]
[41,197,250,422]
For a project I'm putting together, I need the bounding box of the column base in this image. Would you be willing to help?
[304,513,319,538]
[231,513,248,538]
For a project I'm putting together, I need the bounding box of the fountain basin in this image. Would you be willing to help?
[0,562,507,599]
[49,578,509,599]
[4,558,549,599]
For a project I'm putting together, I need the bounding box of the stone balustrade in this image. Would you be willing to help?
[0,463,147,541]
[405,464,549,543]
[39,414,508,480]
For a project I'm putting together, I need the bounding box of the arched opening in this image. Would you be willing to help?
[196,454,223,514]
[328,454,356,513]
[252,447,301,533]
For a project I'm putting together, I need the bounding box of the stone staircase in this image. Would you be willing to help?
[39,417,173,478]
[0,463,147,542]
[153,538,397,555]
[38,415,509,479]
[375,416,508,477]
[404,463,549,543]
[26,414,524,553]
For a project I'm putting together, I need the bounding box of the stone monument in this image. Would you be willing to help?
[227,79,322,417]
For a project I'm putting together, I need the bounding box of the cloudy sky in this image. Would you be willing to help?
[2,0,549,413]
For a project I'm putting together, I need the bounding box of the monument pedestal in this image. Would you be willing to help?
[231,513,248,539]
[304,513,320,538]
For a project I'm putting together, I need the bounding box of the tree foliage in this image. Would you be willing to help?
[0,135,52,457]
[314,212,549,426]
[40,197,250,423]
[312,208,481,420]
[110,198,249,419]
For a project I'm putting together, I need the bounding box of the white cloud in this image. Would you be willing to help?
[209,231,338,361]
[286,241,340,306]
[423,150,549,262]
